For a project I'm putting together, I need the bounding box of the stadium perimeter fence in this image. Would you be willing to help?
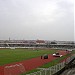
[26,54,75,75]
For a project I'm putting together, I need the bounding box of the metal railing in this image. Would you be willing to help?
[26,54,75,75]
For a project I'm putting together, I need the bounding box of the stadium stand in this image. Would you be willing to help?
[0,40,74,49]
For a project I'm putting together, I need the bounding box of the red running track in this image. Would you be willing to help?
[0,50,67,75]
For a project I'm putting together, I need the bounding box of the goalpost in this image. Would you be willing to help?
[6,43,16,49]
[4,63,26,75]
[10,47,16,49]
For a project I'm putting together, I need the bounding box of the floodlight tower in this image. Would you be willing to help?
[9,37,10,41]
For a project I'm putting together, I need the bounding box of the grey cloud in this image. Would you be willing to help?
[0,0,74,41]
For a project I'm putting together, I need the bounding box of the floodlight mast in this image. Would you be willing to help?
[9,37,10,41]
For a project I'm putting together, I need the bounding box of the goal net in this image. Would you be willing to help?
[4,63,26,75]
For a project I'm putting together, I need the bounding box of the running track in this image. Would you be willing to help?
[0,50,68,75]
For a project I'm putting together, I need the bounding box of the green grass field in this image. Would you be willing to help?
[0,48,56,65]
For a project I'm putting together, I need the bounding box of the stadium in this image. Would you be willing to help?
[0,0,74,75]
[0,40,75,75]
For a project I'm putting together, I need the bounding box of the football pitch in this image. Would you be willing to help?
[0,48,57,65]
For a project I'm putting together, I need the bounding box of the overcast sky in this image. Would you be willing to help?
[0,0,74,41]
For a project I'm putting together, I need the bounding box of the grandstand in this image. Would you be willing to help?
[0,40,74,49]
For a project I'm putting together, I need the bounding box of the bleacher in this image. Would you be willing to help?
[0,40,74,49]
